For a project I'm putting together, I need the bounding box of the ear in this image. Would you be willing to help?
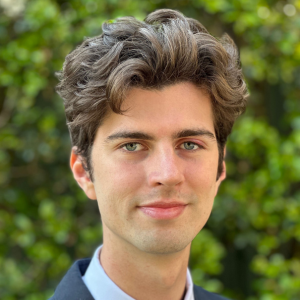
[214,147,227,196]
[70,147,97,200]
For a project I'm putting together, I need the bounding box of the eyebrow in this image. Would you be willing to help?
[105,131,154,142]
[104,128,216,143]
[173,129,216,140]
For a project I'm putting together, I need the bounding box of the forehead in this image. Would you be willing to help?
[98,82,215,138]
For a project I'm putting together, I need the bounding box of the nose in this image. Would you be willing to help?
[147,146,185,188]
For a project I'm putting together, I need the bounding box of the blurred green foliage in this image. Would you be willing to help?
[0,0,300,299]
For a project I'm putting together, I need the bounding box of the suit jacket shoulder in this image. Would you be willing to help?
[49,259,231,300]
[49,258,94,300]
[193,284,231,300]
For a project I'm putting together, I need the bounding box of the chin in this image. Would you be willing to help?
[133,230,195,255]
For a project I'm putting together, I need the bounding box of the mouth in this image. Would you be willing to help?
[137,201,187,220]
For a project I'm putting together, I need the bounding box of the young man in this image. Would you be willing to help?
[50,8,248,300]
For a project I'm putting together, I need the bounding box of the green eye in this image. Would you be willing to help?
[183,142,198,150]
[124,143,138,151]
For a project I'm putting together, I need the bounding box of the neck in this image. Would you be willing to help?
[100,228,191,300]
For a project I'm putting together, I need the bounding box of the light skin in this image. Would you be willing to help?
[71,82,226,300]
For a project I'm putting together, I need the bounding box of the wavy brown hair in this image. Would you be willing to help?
[56,9,248,180]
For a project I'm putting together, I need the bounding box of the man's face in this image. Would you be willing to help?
[74,82,226,255]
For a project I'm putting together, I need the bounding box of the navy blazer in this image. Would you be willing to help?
[49,259,230,300]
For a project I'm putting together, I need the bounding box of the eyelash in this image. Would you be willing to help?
[119,141,204,152]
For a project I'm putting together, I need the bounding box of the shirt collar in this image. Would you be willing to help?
[82,245,194,300]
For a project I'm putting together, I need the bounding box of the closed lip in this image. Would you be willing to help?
[138,201,187,208]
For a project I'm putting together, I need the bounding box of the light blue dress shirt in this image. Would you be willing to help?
[82,245,195,300]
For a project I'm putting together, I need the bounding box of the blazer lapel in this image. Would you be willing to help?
[193,284,230,300]
[49,259,94,300]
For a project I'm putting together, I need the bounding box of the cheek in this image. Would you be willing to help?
[185,156,218,191]
[185,161,217,230]
[93,158,146,208]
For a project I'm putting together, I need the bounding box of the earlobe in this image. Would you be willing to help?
[219,160,226,182]
[215,159,226,196]
[70,147,97,200]
[221,147,227,181]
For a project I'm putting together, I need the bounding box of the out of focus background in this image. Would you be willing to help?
[0,0,300,299]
